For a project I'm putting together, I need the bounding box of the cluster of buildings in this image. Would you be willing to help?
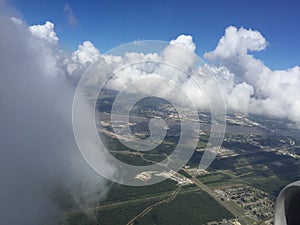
[215,185,274,222]
[135,170,194,186]
[217,148,238,158]
[184,167,209,176]
[156,170,194,186]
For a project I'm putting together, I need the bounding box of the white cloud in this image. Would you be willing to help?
[64,29,300,128]
[227,82,254,113]
[73,41,100,64]
[170,34,196,52]
[205,26,267,59]
[205,26,300,126]
[29,21,59,44]
[67,41,100,74]
[163,35,197,72]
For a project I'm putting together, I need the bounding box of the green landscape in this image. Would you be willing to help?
[62,96,300,225]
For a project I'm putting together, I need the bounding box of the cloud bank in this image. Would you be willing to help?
[66,27,300,128]
[0,13,114,225]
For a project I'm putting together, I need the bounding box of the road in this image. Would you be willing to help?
[126,185,182,225]
[183,168,254,225]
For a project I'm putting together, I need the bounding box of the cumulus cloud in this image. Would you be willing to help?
[170,34,196,52]
[205,26,300,126]
[69,41,100,68]
[162,35,197,72]
[205,26,267,59]
[29,21,59,44]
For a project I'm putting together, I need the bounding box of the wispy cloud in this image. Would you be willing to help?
[64,3,78,26]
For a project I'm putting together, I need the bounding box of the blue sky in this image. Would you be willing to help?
[10,0,300,70]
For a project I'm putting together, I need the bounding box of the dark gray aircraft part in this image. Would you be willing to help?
[274,181,300,225]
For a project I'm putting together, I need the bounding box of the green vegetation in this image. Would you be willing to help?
[197,173,232,185]
[243,176,287,197]
[136,190,234,225]
[111,153,151,166]
[65,189,234,225]
[197,140,207,149]
[142,154,167,162]
[104,180,177,203]
[62,98,300,225]
[65,198,160,225]
[207,150,300,196]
